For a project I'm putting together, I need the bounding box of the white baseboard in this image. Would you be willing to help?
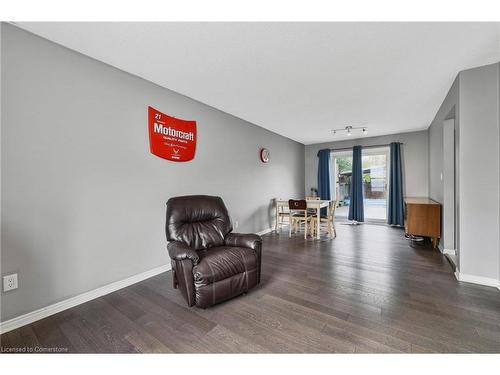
[443,248,456,256]
[0,263,171,335]
[455,271,500,291]
[0,228,272,334]
[257,227,274,236]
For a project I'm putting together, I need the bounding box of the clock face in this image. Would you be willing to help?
[260,148,270,163]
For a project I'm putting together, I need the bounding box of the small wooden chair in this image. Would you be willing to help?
[311,200,337,238]
[288,199,311,239]
[306,196,320,215]
[276,198,290,233]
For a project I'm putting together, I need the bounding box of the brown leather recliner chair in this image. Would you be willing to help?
[166,195,262,308]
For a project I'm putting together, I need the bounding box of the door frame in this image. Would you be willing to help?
[330,146,390,223]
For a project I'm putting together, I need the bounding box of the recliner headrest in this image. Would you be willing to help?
[165,195,232,250]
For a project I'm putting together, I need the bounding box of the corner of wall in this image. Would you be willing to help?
[457,62,500,281]
[498,61,500,283]
[0,21,3,283]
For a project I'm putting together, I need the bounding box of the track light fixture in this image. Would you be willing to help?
[332,125,368,137]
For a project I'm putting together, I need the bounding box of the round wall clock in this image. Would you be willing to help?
[260,148,270,163]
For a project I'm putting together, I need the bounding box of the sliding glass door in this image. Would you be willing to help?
[331,151,352,219]
[361,147,389,221]
[331,146,389,221]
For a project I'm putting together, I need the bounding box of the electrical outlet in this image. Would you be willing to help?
[3,273,18,292]
[234,220,239,229]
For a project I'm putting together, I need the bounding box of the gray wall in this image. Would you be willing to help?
[428,62,500,282]
[428,77,459,252]
[442,119,456,252]
[428,77,459,205]
[0,24,305,322]
[304,130,429,198]
[458,63,499,280]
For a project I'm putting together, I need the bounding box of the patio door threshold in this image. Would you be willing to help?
[336,217,389,226]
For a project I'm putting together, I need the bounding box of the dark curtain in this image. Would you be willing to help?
[388,142,404,226]
[348,145,364,222]
[317,149,331,215]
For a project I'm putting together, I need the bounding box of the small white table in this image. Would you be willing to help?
[275,199,330,239]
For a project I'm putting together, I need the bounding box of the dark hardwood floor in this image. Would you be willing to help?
[2,224,500,353]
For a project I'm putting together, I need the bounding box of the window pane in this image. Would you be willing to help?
[334,155,352,218]
[362,153,387,220]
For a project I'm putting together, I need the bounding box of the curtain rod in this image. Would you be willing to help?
[329,142,403,152]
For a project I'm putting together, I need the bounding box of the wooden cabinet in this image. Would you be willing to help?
[404,197,441,248]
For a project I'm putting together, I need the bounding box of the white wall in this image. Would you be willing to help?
[304,130,429,198]
[0,24,305,322]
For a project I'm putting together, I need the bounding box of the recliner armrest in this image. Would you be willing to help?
[167,241,199,265]
[225,233,262,284]
[225,233,262,250]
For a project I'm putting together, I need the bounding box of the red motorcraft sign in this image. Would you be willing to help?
[148,106,197,162]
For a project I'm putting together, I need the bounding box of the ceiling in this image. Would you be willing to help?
[15,22,500,144]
